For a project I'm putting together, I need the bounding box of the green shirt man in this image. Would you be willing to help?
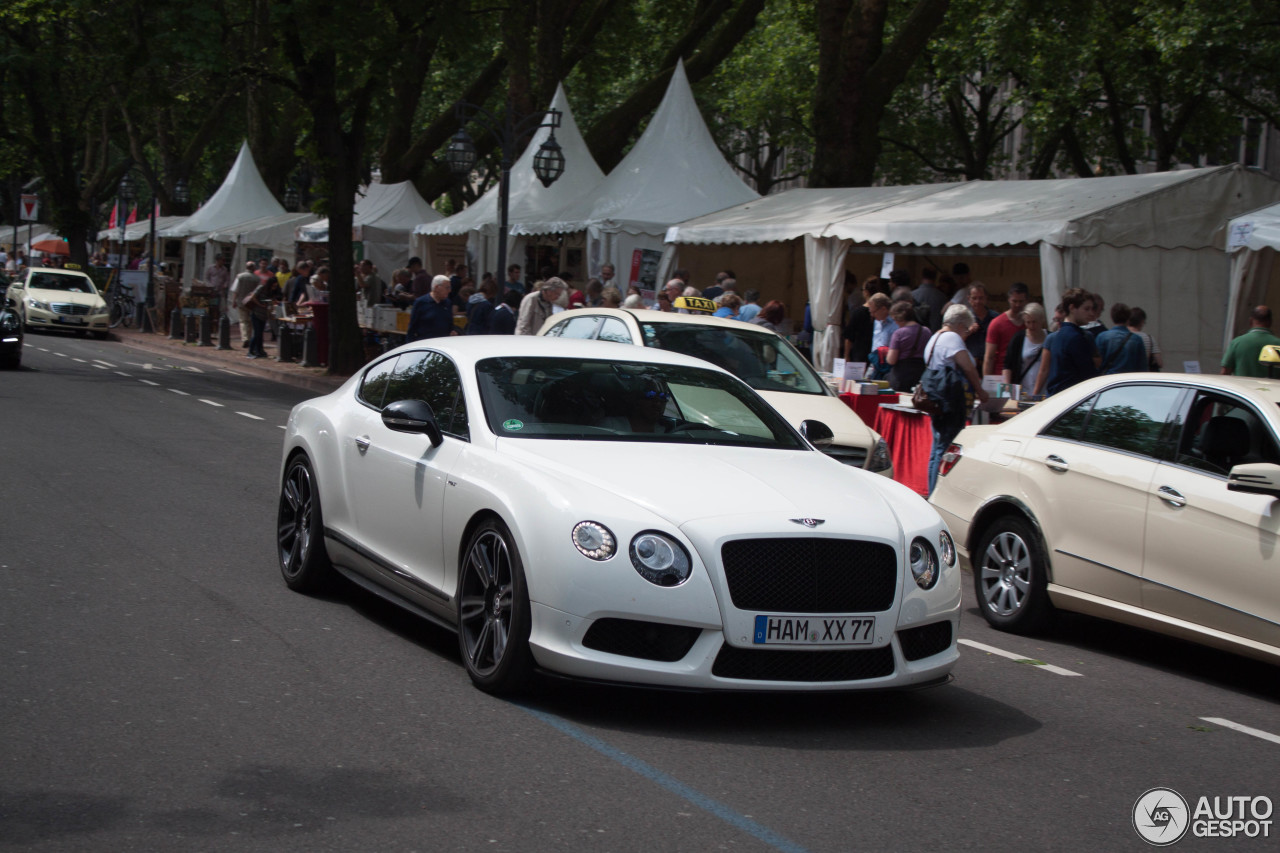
[1221,307,1280,378]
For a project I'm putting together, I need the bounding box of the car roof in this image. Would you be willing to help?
[392,333,743,377]
[541,306,786,338]
[27,267,93,279]
[1058,372,1280,408]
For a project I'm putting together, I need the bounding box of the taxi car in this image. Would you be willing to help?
[537,307,892,475]
[8,266,110,338]
[930,372,1280,664]
[278,336,959,694]
[1,273,22,367]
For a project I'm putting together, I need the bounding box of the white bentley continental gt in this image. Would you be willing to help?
[277,336,960,694]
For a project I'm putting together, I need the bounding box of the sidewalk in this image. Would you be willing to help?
[109,321,350,395]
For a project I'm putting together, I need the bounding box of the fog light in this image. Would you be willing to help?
[910,537,939,589]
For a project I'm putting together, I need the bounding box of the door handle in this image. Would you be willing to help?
[355,436,370,453]
[1044,454,1069,472]
[1156,485,1186,508]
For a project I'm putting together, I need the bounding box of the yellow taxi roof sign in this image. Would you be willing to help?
[1261,344,1280,364]
[673,295,717,314]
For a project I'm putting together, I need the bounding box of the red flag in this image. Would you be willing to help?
[107,201,118,229]
[126,205,138,225]
[153,198,161,220]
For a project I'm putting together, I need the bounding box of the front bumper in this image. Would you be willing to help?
[24,304,108,331]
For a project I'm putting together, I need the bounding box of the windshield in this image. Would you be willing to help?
[637,321,827,395]
[476,356,807,449]
[28,272,98,295]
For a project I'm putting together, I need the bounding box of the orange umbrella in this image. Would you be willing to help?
[32,238,69,255]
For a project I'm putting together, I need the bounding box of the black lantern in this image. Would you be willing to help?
[446,128,478,176]
[532,132,565,188]
[173,178,190,205]
[118,173,135,205]
[284,186,300,211]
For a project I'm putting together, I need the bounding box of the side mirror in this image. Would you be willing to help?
[800,419,834,449]
[381,399,443,447]
[1227,462,1280,498]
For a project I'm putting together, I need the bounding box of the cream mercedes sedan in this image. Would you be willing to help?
[8,266,110,338]
[930,373,1280,664]
[537,308,893,476]
[279,336,958,695]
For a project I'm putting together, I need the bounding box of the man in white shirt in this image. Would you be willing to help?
[228,262,260,346]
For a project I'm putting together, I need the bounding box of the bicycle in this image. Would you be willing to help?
[107,275,136,328]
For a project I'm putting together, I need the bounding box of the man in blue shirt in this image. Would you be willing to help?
[1095,303,1147,374]
[1044,288,1098,395]
[406,275,456,342]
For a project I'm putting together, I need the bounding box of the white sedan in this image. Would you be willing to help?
[8,266,110,338]
[278,336,960,694]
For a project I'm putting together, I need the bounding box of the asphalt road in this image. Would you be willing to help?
[2,331,1278,852]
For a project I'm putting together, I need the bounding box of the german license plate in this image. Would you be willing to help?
[55,316,85,325]
[753,615,876,646]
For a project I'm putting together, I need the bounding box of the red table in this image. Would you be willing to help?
[873,404,933,496]
[838,392,890,428]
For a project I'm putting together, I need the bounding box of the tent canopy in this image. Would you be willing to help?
[99,216,189,243]
[196,211,317,249]
[297,180,440,243]
[415,84,604,239]
[514,60,758,238]
[669,166,1261,250]
[159,141,284,238]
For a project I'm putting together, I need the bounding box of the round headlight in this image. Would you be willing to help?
[939,529,956,567]
[572,521,616,560]
[629,531,692,587]
[909,537,939,589]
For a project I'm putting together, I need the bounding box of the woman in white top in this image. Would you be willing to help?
[1001,302,1048,391]
[926,303,989,493]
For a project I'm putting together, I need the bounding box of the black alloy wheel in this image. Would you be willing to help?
[457,518,534,694]
[277,456,334,592]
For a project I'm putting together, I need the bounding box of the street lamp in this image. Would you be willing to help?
[446,101,563,285]
[173,178,189,206]
[117,173,135,269]
[283,186,300,212]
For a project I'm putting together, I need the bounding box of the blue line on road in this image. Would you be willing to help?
[517,703,810,853]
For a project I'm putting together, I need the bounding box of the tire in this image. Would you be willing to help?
[277,455,335,593]
[973,515,1053,633]
[109,302,124,328]
[457,518,534,694]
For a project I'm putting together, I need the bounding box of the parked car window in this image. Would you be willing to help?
[550,316,599,339]
[637,321,826,395]
[384,351,469,439]
[358,355,399,409]
[1041,394,1096,440]
[1078,384,1184,458]
[1174,391,1280,476]
[597,317,632,343]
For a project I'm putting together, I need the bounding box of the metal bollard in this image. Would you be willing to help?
[170,307,183,340]
[298,326,319,368]
[216,315,231,350]
[185,314,197,343]
[197,313,213,346]
[276,328,294,362]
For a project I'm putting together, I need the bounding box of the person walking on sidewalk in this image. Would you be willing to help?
[243,278,275,358]
[228,262,259,347]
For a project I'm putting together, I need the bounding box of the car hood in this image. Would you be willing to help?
[28,287,104,305]
[756,390,877,449]
[496,439,899,530]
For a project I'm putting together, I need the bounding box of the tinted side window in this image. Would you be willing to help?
[1175,392,1280,475]
[359,355,399,409]
[1079,385,1183,458]
[1042,394,1096,440]
[598,317,632,343]
[384,351,468,439]
[556,316,601,340]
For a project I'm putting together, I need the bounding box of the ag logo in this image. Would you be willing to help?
[1133,787,1190,846]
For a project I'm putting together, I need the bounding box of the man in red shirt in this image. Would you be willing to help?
[983,281,1029,377]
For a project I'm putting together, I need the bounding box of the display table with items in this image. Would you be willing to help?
[838,390,893,428]
[873,404,933,497]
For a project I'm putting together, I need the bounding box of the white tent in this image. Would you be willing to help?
[412,83,606,280]
[194,211,319,273]
[297,180,441,278]
[1224,201,1280,349]
[666,166,1280,371]
[98,216,188,243]
[512,60,758,289]
[158,141,286,286]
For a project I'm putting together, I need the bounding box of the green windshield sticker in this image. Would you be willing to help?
[502,419,524,431]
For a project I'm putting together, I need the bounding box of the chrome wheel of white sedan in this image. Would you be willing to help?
[277,456,333,593]
[458,519,533,694]
[975,516,1050,633]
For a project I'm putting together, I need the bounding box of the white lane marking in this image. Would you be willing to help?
[140,379,160,386]
[169,389,190,396]
[72,357,86,363]
[958,639,1082,676]
[94,359,116,367]
[278,425,287,430]
[54,352,67,358]
[1200,717,1280,746]
[183,366,204,373]
[236,412,264,420]
[199,399,224,407]
[219,368,247,377]
[114,371,131,377]
[93,364,109,370]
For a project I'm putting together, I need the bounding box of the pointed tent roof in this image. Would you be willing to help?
[159,141,284,238]
[415,84,606,237]
[514,60,758,237]
[296,180,442,243]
